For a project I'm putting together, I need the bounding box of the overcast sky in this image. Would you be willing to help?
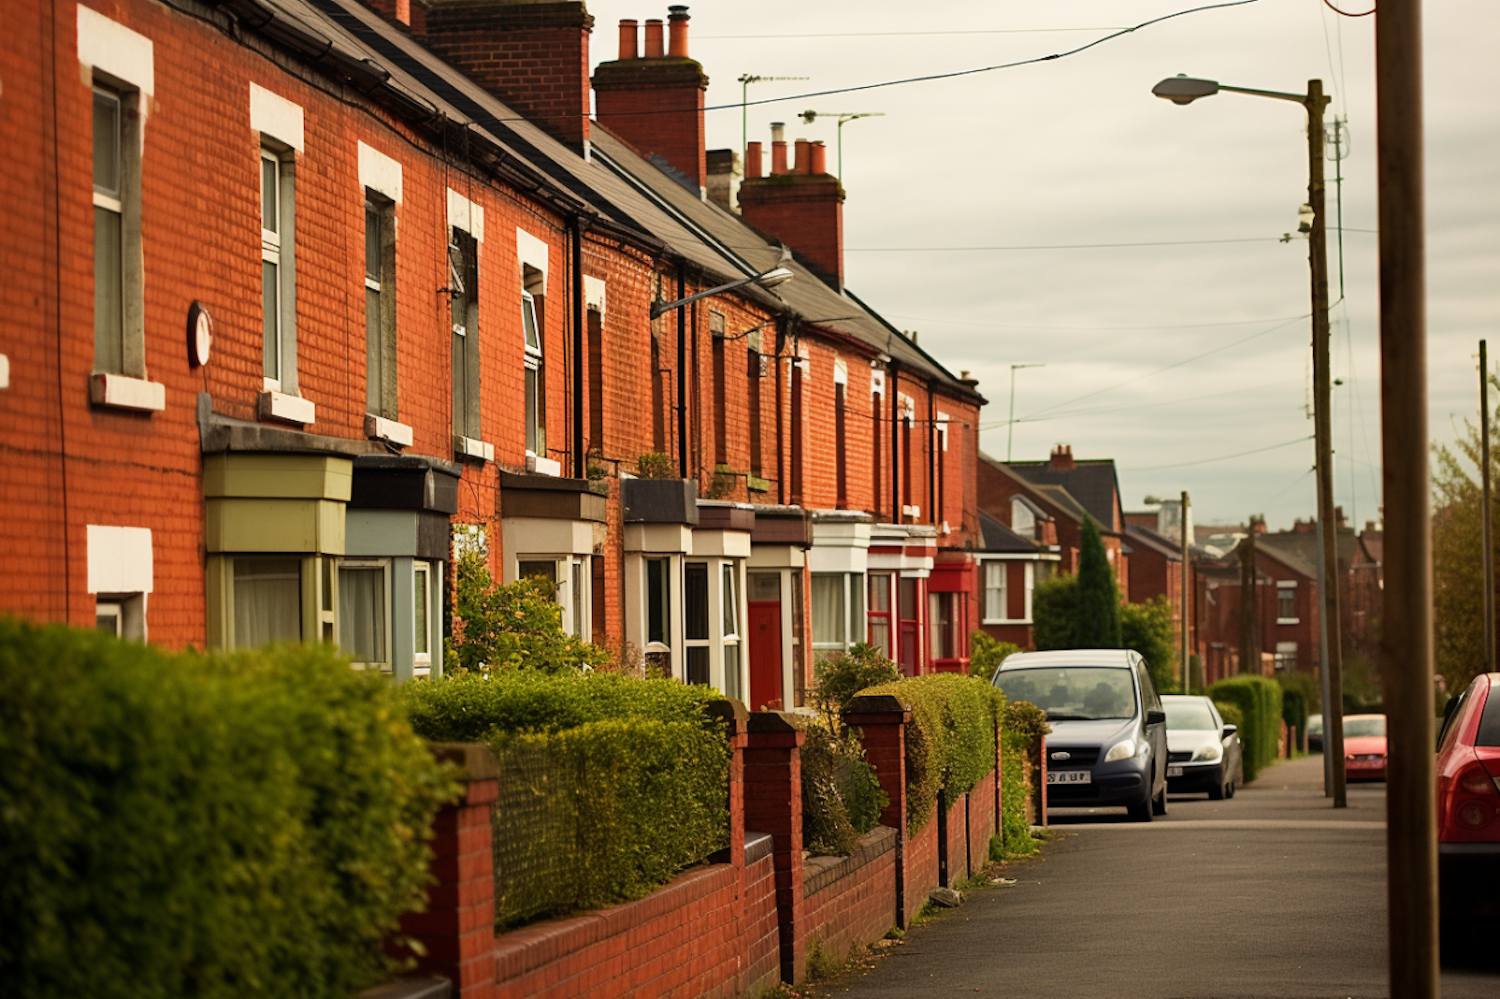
[584,0,1500,530]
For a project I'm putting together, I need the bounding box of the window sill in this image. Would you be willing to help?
[902,504,921,519]
[90,372,165,412]
[258,389,315,426]
[454,435,494,463]
[365,414,413,448]
[0,353,9,390]
[982,619,1033,626]
[1276,618,1300,626]
[527,454,562,477]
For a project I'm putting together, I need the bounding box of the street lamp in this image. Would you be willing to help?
[1007,363,1044,462]
[797,111,885,179]
[1153,74,1346,807]
[652,249,795,480]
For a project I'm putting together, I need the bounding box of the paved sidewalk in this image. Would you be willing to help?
[831,755,1498,999]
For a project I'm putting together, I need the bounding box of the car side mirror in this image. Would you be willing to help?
[1146,708,1166,726]
[1222,724,1238,738]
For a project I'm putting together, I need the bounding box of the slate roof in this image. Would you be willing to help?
[1249,535,1321,580]
[978,511,1040,554]
[1257,529,1359,572]
[1003,458,1121,530]
[286,0,982,401]
[1125,524,1181,561]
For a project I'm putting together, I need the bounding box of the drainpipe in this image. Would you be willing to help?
[571,214,587,479]
[676,263,689,481]
[889,362,901,520]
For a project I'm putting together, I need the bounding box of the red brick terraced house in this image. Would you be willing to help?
[0,0,985,705]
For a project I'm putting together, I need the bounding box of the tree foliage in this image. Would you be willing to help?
[1032,575,1079,651]
[969,631,1023,682]
[448,551,611,674]
[1075,518,1123,647]
[1121,596,1178,695]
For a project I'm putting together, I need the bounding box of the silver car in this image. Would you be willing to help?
[1162,694,1243,800]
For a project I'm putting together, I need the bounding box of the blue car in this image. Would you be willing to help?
[991,649,1169,822]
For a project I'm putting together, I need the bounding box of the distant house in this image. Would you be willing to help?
[976,510,1059,649]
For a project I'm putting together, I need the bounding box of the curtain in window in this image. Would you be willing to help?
[233,558,301,648]
[811,574,845,647]
[985,562,1006,621]
[339,566,387,666]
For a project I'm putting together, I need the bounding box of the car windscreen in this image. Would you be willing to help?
[994,667,1136,721]
[1344,716,1387,738]
[1164,699,1217,731]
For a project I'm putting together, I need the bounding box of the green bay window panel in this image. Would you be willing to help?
[92,87,124,375]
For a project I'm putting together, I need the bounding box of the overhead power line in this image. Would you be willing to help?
[481,1,1263,124]
[697,27,1124,40]
[882,312,1305,332]
[1136,435,1313,471]
[847,230,1376,252]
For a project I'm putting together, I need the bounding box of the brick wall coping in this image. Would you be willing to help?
[746,831,774,865]
[802,825,897,898]
[843,693,910,718]
[492,862,736,980]
[358,978,451,999]
[426,742,500,782]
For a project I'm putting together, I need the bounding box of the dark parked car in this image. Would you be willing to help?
[992,649,1168,822]
[1307,713,1324,753]
[1162,694,1243,799]
[1435,672,1500,952]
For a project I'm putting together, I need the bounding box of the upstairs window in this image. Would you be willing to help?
[92,85,128,375]
[450,229,481,440]
[522,266,545,459]
[364,193,397,419]
[260,147,298,391]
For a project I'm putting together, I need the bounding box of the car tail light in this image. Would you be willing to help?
[1442,761,1500,840]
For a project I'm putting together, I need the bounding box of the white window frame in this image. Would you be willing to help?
[92,83,127,376]
[1276,581,1299,625]
[339,557,393,672]
[413,560,433,675]
[928,590,957,661]
[1274,640,1298,671]
[260,147,291,391]
[812,571,865,658]
[983,561,1007,624]
[96,599,123,637]
[522,287,544,460]
[981,559,1035,625]
[516,554,591,641]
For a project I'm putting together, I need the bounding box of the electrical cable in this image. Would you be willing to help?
[1136,435,1313,472]
[979,376,1302,429]
[697,27,1124,40]
[475,0,1263,124]
[1322,0,1375,16]
[883,312,1305,332]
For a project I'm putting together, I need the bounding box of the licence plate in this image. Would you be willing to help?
[1047,770,1091,785]
[1167,766,1184,777]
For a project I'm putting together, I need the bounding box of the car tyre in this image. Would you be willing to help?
[1128,793,1155,822]
[1208,766,1227,800]
[1152,780,1168,816]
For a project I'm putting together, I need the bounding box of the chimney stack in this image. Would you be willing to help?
[746,141,763,179]
[739,123,846,287]
[593,6,710,193]
[1048,444,1076,471]
[422,0,594,152]
[705,149,742,212]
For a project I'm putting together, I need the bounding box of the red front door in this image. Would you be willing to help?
[748,572,784,710]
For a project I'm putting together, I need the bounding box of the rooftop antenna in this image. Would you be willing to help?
[738,75,809,166]
[798,111,885,179]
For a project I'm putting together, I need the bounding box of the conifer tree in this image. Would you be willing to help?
[1074,517,1122,648]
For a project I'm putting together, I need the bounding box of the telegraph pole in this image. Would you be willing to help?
[1375,1,1439,991]
[1180,491,1192,693]
[1483,340,1495,672]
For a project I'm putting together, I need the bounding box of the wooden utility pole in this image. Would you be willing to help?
[1375,1,1439,992]
[1180,491,1192,693]
[1483,339,1495,672]
[1238,532,1259,674]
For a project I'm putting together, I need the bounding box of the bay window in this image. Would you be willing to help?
[812,572,865,658]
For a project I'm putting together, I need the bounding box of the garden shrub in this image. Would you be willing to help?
[487,718,729,926]
[969,631,1022,683]
[448,552,611,674]
[1281,686,1308,752]
[1121,596,1179,695]
[1207,675,1283,782]
[1213,698,1245,737]
[859,674,1004,835]
[811,643,901,737]
[401,670,730,927]
[0,619,457,999]
[999,699,1049,856]
[799,720,888,857]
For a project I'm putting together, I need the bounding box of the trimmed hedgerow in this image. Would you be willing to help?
[0,619,458,999]
[999,700,1050,856]
[860,673,1005,835]
[1208,675,1283,782]
[400,670,730,927]
[798,719,889,857]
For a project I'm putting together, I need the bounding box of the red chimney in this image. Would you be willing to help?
[746,141,763,179]
[593,6,709,191]
[617,18,638,59]
[1049,444,1076,470]
[422,0,594,151]
[739,124,846,286]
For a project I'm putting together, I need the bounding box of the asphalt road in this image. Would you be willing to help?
[834,755,1499,999]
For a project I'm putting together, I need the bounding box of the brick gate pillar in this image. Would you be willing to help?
[842,694,911,926]
[744,710,806,983]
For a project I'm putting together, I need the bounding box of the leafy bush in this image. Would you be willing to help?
[1003,699,1051,747]
[1207,675,1283,782]
[0,619,457,999]
[1000,729,1038,855]
[1213,698,1244,736]
[487,718,729,926]
[799,721,889,856]
[1032,575,1079,651]
[1121,596,1178,695]
[812,643,901,737]
[400,670,730,926]
[969,632,1022,683]
[448,552,611,674]
[859,674,1004,835]
[636,451,677,478]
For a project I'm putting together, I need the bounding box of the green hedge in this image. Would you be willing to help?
[0,619,457,999]
[860,674,1003,835]
[1207,675,1283,782]
[998,700,1048,856]
[799,722,888,857]
[1280,687,1308,752]
[401,671,729,927]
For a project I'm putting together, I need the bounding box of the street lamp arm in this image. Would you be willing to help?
[1217,83,1316,105]
[650,263,794,319]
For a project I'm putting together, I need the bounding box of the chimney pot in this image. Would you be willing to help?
[794,139,811,174]
[770,125,788,175]
[1049,444,1076,471]
[770,121,785,143]
[810,140,827,175]
[746,141,763,179]
[618,19,638,60]
[668,5,690,57]
[643,18,665,57]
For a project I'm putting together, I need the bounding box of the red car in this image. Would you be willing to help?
[1343,713,1388,782]
[1436,672,1500,949]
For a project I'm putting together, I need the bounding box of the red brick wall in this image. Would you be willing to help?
[966,771,997,879]
[902,815,939,928]
[800,827,898,970]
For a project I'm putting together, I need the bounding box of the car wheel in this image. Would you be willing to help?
[1226,775,1236,798]
[1208,776,1227,800]
[1152,780,1168,816]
